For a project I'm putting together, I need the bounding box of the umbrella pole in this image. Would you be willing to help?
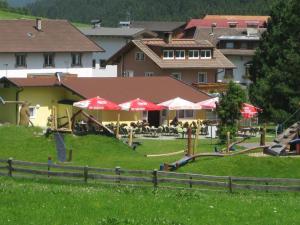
[167,110,170,126]
[116,113,120,139]
[128,127,133,147]
[193,120,200,155]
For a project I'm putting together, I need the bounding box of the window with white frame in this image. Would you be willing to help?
[177,110,194,119]
[171,72,182,80]
[188,50,199,59]
[44,53,55,67]
[198,72,208,83]
[71,53,82,66]
[144,72,154,77]
[175,50,185,59]
[225,42,234,49]
[123,70,134,77]
[15,54,26,67]
[200,50,212,59]
[163,50,174,59]
[28,106,37,119]
[135,52,145,61]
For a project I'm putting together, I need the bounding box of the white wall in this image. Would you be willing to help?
[218,55,253,84]
[89,36,129,77]
[0,52,94,78]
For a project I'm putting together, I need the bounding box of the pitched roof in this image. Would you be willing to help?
[193,27,266,46]
[79,27,157,38]
[219,49,256,56]
[142,38,213,48]
[130,21,186,32]
[1,76,211,103]
[107,39,235,69]
[203,15,269,21]
[0,19,103,53]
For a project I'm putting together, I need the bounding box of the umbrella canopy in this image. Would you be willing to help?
[241,103,262,119]
[73,96,120,110]
[158,97,200,110]
[119,98,163,111]
[196,97,219,110]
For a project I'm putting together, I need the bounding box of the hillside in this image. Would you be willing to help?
[7,0,35,7]
[27,0,272,27]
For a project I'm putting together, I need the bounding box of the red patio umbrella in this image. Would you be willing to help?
[73,96,121,110]
[240,103,262,119]
[119,98,164,111]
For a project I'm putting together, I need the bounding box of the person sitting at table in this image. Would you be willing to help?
[170,116,179,126]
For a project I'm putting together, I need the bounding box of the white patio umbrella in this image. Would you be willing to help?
[158,97,200,110]
[196,97,219,110]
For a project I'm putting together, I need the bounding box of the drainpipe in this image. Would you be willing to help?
[16,88,23,125]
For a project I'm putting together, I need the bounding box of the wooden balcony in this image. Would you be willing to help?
[192,82,229,93]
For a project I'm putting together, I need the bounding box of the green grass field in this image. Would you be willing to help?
[0,177,299,225]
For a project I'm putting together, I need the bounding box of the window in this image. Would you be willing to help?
[188,50,199,59]
[43,53,55,67]
[198,72,208,83]
[171,72,181,80]
[15,54,26,67]
[224,69,234,80]
[92,59,96,69]
[99,60,106,69]
[144,72,154,77]
[177,110,194,119]
[163,50,174,59]
[28,106,37,119]
[200,50,211,59]
[225,42,234,49]
[135,52,145,61]
[123,70,134,77]
[71,53,82,67]
[240,42,248,49]
[175,50,185,59]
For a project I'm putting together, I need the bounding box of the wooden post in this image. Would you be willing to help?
[228,176,233,193]
[189,176,193,188]
[47,156,52,178]
[152,169,158,189]
[84,166,89,183]
[66,108,72,132]
[115,166,121,184]
[116,113,120,139]
[128,128,133,147]
[7,158,13,177]
[226,131,230,153]
[187,127,192,156]
[193,120,200,155]
[68,149,73,162]
[260,125,266,146]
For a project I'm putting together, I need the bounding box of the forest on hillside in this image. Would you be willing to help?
[27,0,273,26]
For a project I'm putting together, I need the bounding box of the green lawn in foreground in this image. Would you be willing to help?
[0,177,299,225]
[1,125,300,178]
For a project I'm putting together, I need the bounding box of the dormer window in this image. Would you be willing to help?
[188,50,199,59]
[163,50,174,60]
[135,52,145,61]
[200,50,211,59]
[175,50,185,59]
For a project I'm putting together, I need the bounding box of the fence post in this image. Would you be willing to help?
[228,176,233,193]
[7,158,13,177]
[189,176,193,188]
[84,166,89,183]
[152,169,158,189]
[47,156,52,178]
[68,149,73,162]
[115,166,121,184]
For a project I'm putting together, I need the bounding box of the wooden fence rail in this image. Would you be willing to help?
[0,158,300,193]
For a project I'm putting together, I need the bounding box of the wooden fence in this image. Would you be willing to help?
[1,158,300,192]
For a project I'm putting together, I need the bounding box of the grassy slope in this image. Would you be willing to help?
[0,125,300,178]
[0,177,299,225]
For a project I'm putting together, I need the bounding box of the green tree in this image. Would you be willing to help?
[249,0,300,123]
[217,81,246,142]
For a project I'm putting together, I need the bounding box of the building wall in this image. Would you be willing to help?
[218,55,252,84]
[117,46,217,84]
[0,87,18,124]
[89,36,129,77]
[0,52,94,78]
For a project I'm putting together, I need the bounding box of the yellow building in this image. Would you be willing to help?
[0,76,212,128]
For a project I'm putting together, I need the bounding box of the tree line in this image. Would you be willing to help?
[26,0,272,26]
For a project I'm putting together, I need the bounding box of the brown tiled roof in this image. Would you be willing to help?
[0,19,103,53]
[107,39,235,69]
[143,38,213,48]
[1,76,211,103]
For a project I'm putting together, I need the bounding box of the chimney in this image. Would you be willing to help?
[164,32,173,44]
[36,18,42,31]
